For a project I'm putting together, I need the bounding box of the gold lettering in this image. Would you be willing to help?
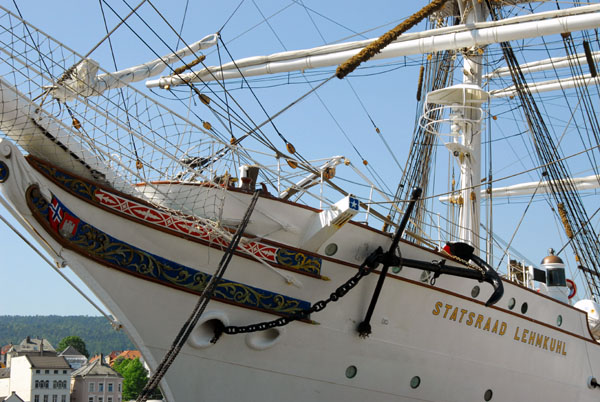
[556,340,562,354]
[514,326,521,341]
[491,320,499,334]
[466,312,475,326]
[474,314,484,329]
[562,342,567,356]
[543,336,549,350]
[459,309,468,323]
[536,333,544,348]
[432,301,442,316]
[550,338,556,352]
[528,331,536,345]
[449,307,458,321]
[483,317,491,331]
[499,322,507,336]
[443,304,453,318]
[521,329,529,343]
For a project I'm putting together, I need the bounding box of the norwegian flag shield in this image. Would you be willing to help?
[48,197,63,231]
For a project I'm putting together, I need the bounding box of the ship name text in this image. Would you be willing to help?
[432,301,568,356]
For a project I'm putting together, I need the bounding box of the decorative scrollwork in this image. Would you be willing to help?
[27,185,310,317]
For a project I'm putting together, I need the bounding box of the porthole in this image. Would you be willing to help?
[420,271,431,283]
[471,285,480,298]
[392,266,402,274]
[557,315,563,327]
[484,389,493,401]
[325,243,338,256]
[345,365,357,379]
[507,297,516,310]
[521,302,528,314]
[410,376,421,389]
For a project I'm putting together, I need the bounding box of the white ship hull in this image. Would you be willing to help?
[1,140,599,401]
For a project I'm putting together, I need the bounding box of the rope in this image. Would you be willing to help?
[336,0,450,79]
[136,190,261,402]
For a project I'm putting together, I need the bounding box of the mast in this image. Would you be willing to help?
[457,1,487,251]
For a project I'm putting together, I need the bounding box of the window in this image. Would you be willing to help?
[34,396,39,402]
[35,380,39,388]
[98,383,104,392]
[89,398,94,402]
[45,380,50,389]
[108,398,113,402]
[36,370,41,374]
[61,396,66,402]
[52,395,58,402]
[63,370,67,374]
[43,396,48,402]
[45,370,50,374]
[118,384,121,392]
[54,370,58,374]
[99,397,103,402]
[108,383,113,392]
[53,380,57,389]
[89,383,95,392]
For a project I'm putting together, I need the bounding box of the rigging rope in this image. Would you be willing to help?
[487,0,600,300]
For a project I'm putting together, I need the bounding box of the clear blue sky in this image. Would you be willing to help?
[0,0,596,316]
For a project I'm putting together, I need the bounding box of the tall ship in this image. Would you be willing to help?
[1,0,600,400]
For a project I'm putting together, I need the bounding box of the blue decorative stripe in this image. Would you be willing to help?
[27,186,310,317]
[0,161,8,183]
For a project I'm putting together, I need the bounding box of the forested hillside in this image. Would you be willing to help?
[0,316,133,356]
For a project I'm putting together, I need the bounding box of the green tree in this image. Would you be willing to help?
[113,357,149,400]
[56,335,89,358]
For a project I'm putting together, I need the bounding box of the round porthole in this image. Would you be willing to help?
[345,365,357,379]
[0,161,8,183]
[410,376,421,389]
[420,271,431,283]
[557,315,563,327]
[471,285,480,298]
[521,302,528,314]
[325,243,338,256]
[508,298,516,310]
[392,266,402,274]
[484,389,493,401]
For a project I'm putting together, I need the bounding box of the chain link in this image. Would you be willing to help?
[214,248,383,340]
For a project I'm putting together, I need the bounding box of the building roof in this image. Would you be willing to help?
[0,392,25,402]
[58,346,86,358]
[25,355,71,370]
[16,337,55,353]
[114,350,141,361]
[72,358,122,378]
[0,367,10,379]
[1,345,12,355]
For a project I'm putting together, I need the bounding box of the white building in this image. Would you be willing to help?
[57,349,86,371]
[7,355,71,402]
[70,358,122,402]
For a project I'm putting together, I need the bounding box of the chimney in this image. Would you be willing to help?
[40,340,44,356]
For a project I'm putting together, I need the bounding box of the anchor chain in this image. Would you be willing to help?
[211,246,385,340]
